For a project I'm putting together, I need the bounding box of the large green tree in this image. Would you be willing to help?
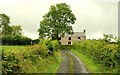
[38,3,76,40]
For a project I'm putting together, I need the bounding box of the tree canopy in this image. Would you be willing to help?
[11,25,22,35]
[0,14,10,28]
[0,14,22,35]
[0,14,10,35]
[38,3,76,40]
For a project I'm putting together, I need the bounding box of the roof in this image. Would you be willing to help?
[64,32,86,37]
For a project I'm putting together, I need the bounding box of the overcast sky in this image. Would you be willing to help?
[0,0,119,39]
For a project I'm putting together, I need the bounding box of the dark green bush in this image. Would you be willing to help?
[1,35,32,45]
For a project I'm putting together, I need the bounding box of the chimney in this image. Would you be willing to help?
[83,29,86,33]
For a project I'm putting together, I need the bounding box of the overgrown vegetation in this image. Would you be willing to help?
[2,40,62,74]
[1,3,119,74]
[71,34,119,73]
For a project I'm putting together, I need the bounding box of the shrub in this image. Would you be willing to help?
[72,39,118,72]
[1,35,32,45]
[2,44,62,73]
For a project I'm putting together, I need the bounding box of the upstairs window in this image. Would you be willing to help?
[68,37,71,40]
[58,37,61,40]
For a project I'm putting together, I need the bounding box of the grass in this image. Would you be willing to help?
[47,51,62,74]
[1,46,27,52]
[71,49,104,73]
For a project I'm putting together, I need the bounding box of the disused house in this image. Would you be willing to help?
[59,30,86,45]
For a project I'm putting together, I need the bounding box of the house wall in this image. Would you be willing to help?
[60,35,86,45]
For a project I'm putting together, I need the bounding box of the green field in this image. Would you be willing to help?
[2,46,27,51]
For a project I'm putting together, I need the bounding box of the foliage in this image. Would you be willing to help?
[38,3,76,40]
[0,14,12,35]
[2,25,13,35]
[38,38,51,46]
[72,38,119,73]
[32,39,39,45]
[2,41,62,74]
[0,14,10,34]
[47,40,59,51]
[59,45,72,50]
[38,39,60,55]
[0,13,22,36]
[1,35,31,45]
[11,25,22,35]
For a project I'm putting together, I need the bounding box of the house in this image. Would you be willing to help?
[59,30,86,45]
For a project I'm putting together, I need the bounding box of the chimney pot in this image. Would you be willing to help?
[83,30,86,33]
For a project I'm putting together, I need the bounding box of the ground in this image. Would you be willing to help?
[57,50,88,74]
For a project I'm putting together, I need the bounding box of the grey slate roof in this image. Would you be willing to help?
[64,32,86,37]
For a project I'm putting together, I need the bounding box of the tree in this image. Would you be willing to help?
[0,14,23,35]
[2,25,13,35]
[38,3,76,40]
[0,14,10,28]
[0,14,10,35]
[103,34,114,43]
[11,25,22,35]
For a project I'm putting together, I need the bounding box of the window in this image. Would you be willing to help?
[78,37,81,40]
[68,42,71,44]
[58,37,61,40]
[60,42,61,44]
[68,37,71,40]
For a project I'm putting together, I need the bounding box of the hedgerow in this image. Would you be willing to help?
[2,40,62,74]
[72,39,119,73]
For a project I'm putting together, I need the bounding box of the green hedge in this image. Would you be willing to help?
[2,40,62,74]
[1,35,32,45]
[72,40,119,73]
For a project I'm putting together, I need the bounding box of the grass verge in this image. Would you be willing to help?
[71,49,104,73]
[47,51,62,74]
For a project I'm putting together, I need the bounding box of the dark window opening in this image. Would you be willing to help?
[68,42,71,44]
[58,37,61,40]
[78,37,81,40]
[68,37,71,40]
[60,42,61,44]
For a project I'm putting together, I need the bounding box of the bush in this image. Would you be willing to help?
[1,35,32,45]
[2,43,62,73]
[72,39,119,72]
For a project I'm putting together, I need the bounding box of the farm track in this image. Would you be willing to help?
[57,50,88,75]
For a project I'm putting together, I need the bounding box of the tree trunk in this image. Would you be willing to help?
[52,30,59,40]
